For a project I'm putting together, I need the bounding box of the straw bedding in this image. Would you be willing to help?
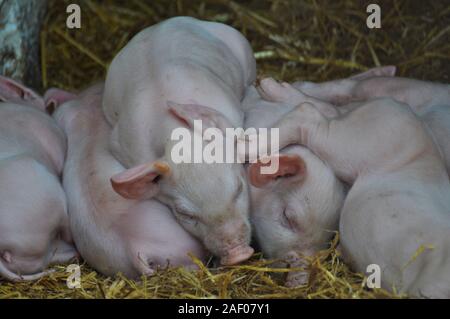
[1,0,449,299]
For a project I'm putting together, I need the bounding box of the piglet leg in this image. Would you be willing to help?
[50,240,79,264]
[0,260,55,282]
[293,70,449,116]
[291,66,396,106]
[258,78,340,118]
[259,79,428,183]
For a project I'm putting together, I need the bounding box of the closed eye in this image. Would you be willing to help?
[176,209,196,219]
[233,180,244,202]
[174,204,201,223]
[280,207,297,231]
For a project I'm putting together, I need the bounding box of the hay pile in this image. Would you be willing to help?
[0,237,401,298]
[2,0,448,298]
[41,0,450,90]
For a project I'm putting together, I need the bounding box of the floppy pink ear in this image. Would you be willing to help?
[0,75,45,109]
[349,66,396,80]
[110,161,171,200]
[167,101,232,132]
[44,88,78,114]
[249,154,306,188]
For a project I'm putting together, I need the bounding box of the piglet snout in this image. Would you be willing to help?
[220,245,254,266]
[213,220,253,265]
[285,270,309,288]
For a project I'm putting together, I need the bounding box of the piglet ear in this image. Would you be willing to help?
[44,88,78,114]
[110,161,171,200]
[0,75,45,109]
[249,154,306,188]
[349,66,396,80]
[167,101,232,133]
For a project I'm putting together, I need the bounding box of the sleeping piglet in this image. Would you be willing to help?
[102,17,256,265]
[242,85,345,287]
[51,84,207,278]
[240,67,396,287]
[255,78,450,298]
[0,76,77,281]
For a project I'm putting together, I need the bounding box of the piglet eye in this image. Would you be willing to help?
[174,206,197,221]
[281,207,296,230]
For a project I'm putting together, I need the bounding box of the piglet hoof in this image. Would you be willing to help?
[285,270,310,288]
[258,78,304,104]
[135,253,157,277]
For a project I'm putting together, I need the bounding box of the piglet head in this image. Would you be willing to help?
[111,102,253,265]
[0,75,45,110]
[0,155,71,281]
[247,145,345,286]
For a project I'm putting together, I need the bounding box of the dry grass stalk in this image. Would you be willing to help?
[2,0,447,298]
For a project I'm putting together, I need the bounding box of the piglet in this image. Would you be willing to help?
[242,85,345,287]
[51,84,208,278]
[256,78,450,298]
[102,17,256,265]
[0,76,76,281]
[293,67,450,175]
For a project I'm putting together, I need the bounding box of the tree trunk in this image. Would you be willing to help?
[0,0,48,91]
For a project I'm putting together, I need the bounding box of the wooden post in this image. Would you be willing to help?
[0,0,48,91]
